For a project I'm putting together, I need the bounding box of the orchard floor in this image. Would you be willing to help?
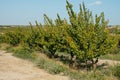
[0,50,69,80]
[0,50,120,80]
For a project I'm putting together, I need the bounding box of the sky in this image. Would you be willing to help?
[0,0,120,25]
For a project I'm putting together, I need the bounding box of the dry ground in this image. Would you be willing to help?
[0,50,120,80]
[0,50,69,80]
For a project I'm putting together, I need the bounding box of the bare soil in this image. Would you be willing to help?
[0,50,69,80]
[98,59,120,66]
[0,50,119,80]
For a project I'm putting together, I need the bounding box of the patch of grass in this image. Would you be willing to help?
[35,55,68,75]
[100,53,120,61]
[0,44,1,49]
[5,46,15,52]
[113,65,120,79]
[13,47,36,61]
[0,43,11,50]
[36,56,88,80]
[35,53,119,80]
[69,71,82,80]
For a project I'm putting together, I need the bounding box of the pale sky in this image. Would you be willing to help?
[0,0,120,25]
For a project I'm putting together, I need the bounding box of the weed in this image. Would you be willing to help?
[113,65,120,78]
[13,47,36,61]
[36,56,68,75]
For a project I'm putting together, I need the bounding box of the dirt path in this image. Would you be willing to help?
[0,50,120,80]
[98,59,120,66]
[0,50,69,80]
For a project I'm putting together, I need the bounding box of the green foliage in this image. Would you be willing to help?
[100,36,120,61]
[100,53,120,61]
[109,26,120,34]
[113,65,120,78]
[69,71,82,80]
[117,36,120,48]
[65,0,117,66]
[0,34,5,43]
[0,0,117,69]
[4,27,26,46]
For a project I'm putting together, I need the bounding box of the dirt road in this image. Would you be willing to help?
[0,50,69,80]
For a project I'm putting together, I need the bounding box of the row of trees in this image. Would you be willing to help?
[0,1,117,68]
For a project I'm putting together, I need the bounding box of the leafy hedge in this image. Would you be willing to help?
[0,1,117,68]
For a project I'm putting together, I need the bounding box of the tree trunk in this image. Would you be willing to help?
[92,58,98,70]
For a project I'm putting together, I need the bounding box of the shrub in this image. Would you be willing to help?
[4,27,26,46]
[0,0,117,69]
[64,0,117,68]
[0,34,5,43]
